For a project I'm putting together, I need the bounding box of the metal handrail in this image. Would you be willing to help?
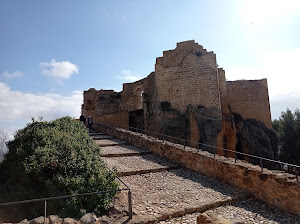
[98,123,300,181]
[0,167,133,223]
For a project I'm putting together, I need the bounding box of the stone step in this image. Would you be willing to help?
[101,151,151,158]
[100,145,151,157]
[114,169,250,223]
[92,136,299,223]
[91,134,115,140]
[89,132,106,136]
[102,154,181,176]
[118,166,181,177]
[95,139,128,147]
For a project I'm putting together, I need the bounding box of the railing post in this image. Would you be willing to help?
[260,158,263,173]
[128,190,133,219]
[44,200,47,224]
[213,148,216,158]
[183,140,186,149]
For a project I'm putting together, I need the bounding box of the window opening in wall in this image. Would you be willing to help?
[136,89,144,109]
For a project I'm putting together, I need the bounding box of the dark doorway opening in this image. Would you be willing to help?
[129,109,144,131]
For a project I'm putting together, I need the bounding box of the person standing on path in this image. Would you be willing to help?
[88,116,93,131]
[80,114,86,126]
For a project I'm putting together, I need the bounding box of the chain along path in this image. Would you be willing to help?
[90,132,300,224]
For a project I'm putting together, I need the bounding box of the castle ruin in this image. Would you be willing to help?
[82,40,277,160]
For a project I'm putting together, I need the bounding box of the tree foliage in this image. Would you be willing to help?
[0,117,119,221]
[272,108,300,166]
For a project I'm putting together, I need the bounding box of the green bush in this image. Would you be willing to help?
[0,117,119,221]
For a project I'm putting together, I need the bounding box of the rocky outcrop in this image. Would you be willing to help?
[234,113,278,160]
[185,105,222,149]
[145,101,278,163]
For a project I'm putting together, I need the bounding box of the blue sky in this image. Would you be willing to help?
[1,0,300,136]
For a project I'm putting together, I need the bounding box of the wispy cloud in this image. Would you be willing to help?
[1,71,24,79]
[40,59,79,80]
[116,69,144,82]
[0,82,83,123]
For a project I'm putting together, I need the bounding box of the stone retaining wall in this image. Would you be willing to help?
[95,124,300,215]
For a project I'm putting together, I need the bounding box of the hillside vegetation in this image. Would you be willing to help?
[0,117,119,222]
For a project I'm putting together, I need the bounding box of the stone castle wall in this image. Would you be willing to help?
[226,79,272,129]
[217,68,230,116]
[82,40,275,159]
[82,88,121,116]
[155,40,221,114]
[93,111,129,129]
[121,78,147,112]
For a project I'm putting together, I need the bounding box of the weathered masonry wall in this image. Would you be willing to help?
[93,111,129,129]
[226,79,272,129]
[155,40,221,113]
[95,124,300,215]
[82,40,276,162]
[217,68,229,116]
[82,88,121,118]
[121,77,148,112]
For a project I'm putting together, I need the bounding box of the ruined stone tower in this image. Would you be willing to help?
[82,40,277,160]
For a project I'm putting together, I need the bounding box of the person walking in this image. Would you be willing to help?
[88,116,93,131]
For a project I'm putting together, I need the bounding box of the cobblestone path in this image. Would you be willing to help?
[92,132,300,224]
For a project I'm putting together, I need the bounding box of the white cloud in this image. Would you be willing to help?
[116,69,144,82]
[1,71,24,79]
[225,47,300,120]
[40,59,79,80]
[0,82,83,123]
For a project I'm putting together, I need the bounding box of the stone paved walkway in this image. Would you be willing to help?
[103,155,180,176]
[91,132,300,224]
[95,138,128,147]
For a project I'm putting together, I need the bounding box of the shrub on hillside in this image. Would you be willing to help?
[0,117,119,222]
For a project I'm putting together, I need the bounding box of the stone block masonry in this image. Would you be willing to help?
[227,79,272,129]
[95,124,300,215]
[155,41,221,113]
